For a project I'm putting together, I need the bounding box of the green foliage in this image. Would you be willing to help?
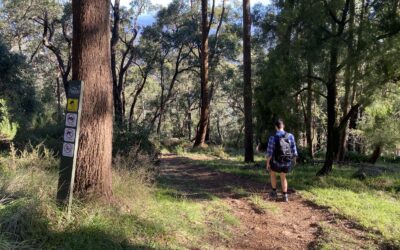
[0,37,38,130]
[0,99,18,142]
[296,147,314,163]
[360,84,400,152]
[343,151,369,163]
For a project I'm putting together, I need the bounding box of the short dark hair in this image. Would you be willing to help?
[275,118,284,129]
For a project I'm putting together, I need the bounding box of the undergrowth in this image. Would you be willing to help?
[0,145,236,249]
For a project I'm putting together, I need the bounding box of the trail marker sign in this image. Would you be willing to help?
[57,81,84,214]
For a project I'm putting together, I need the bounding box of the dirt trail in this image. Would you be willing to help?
[160,154,377,250]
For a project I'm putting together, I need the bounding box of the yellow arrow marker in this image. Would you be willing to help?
[67,98,79,112]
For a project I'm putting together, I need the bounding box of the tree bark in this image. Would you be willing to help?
[243,0,254,162]
[194,0,211,147]
[72,0,113,198]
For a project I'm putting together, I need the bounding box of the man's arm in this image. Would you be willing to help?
[266,136,274,170]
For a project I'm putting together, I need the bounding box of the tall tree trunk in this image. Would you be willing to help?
[205,118,211,143]
[111,0,124,127]
[318,0,350,176]
[243,0,254,162]
[128,74,149,130]
[72,0,113,197]
[318,33,339,176]
[336,0,355,161]
[368,145,382,164]
[194,0,210,147]
[306,63,314,158]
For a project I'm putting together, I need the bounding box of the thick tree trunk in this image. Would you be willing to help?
[194,0,210,148]
[243,0,254,162]
[368,145,382,164]
[72,0,113,198]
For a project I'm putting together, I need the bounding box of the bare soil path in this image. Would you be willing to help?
[160,154,378,250]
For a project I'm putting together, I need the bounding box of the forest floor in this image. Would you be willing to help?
[1,148,398,249]
[160,153,385,250]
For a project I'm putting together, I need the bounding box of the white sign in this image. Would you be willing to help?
[65,113,78,127]
[64,128,76,142]
[62,143,75,157]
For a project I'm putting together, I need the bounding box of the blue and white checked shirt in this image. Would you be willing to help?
[266,130,298,168]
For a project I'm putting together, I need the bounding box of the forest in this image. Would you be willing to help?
[0,0,400,249]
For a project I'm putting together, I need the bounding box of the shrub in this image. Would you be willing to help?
[344,151,369,163]
[297,147,313,164]
[0,99,18,143]
[113,127,160,165]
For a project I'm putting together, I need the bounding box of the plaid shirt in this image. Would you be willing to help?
[266,131,298,168]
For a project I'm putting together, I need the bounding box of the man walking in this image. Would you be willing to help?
[266,119,298,202]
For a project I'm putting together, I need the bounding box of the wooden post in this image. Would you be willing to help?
[56,80,84,219]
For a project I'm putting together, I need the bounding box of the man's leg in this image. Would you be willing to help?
[269,170,278,199]
[279,173,287,192]
[270,170,277,189]
[280,173,289,202]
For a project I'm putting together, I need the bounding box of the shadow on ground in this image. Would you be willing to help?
[158,155,275,201]
[0,195,160,250]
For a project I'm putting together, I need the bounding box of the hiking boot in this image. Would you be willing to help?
[283,193,289,202]
[269,190,277,200]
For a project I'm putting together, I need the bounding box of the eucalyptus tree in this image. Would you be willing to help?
[71,0,113,198]
[142,1,199,134]
[0,0,72,113]
[242,0,253,162]
[194,0,227,147]
[111,0,150,128]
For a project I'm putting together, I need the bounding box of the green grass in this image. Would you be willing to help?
[190,154,400,247]
[0,146,237,250]
[312,222,377,250]
[248,194,280,214]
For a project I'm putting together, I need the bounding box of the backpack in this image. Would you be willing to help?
[273,133,293,163]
